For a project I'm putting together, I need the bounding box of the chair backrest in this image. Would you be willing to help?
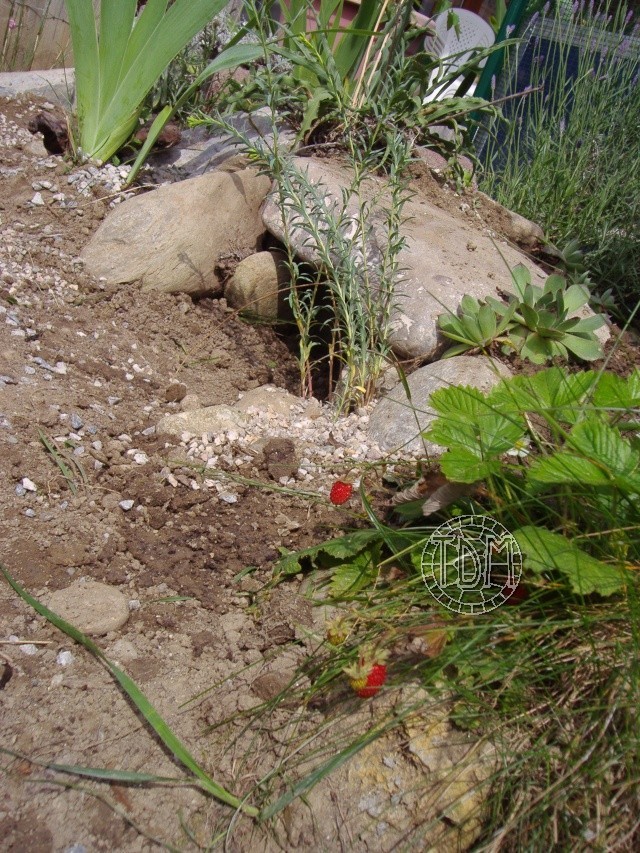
[429,9,495,71]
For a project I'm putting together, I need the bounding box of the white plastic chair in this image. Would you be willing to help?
[423,10,495,102]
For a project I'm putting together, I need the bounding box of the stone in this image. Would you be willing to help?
[47,580,130,636]
[145,108,297,179]
[282,685,495,851]
[225,251,290,320]
[164,382,187,403]
[0,69,75,108]
[262,437,298,481]
[234,385,302,417]
[81,167,271,295]
[368,356,512,455]
[157,404,249,438]
[262,156,608,361]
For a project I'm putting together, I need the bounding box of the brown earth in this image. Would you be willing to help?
[1,93,637,853]
[0,94,361,852]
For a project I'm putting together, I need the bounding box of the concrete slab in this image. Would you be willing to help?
[0,68,74,108]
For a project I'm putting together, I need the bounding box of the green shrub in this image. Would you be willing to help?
[64,0,263,164]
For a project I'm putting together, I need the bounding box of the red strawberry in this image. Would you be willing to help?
[505,583,528,605]
[329,480,353,505]
[344,648,388,698]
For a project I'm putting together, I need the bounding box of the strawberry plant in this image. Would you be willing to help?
[420,366,640,597]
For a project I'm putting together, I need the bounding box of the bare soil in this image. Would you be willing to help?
[0,94,359,852]
[1,94,637,853]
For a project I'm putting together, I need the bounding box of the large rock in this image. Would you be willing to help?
[262,156,608,361]
[225,251,290,320]
[368,356,512,455]
[82,167,271,294]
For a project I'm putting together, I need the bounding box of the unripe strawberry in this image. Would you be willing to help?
[326,615,351,646]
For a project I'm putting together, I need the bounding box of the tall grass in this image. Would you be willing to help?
[479,1,640,316]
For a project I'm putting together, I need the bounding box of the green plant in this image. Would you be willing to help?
[478,0,640,315]
[268,362,638,835]
[247,0,502,146]
[489,263,606,362]
[186,0,506,409]
[438,264,606,363]
[191,18,414,412]
[437,293,517,357]
[423,366,639,595]
[64,0,263,164]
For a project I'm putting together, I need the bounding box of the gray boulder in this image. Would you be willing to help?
[367,356,512,456]
[146,109,297,179]
[262,156,608,361]
[82,166,271,294]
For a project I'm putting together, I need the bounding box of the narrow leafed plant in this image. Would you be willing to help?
[64,0,263,164]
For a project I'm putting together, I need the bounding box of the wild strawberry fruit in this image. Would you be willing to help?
[329,480,353,505]
[344,648,388,698]
[505,582,528,605]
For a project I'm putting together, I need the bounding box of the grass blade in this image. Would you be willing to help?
[0,748,188,785]
[38,428,79,495]
[259,719,394,820]
[0,563,259,818]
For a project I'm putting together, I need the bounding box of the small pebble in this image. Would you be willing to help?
[22,477,37,492]
[119,499,135,511]
[56,650,74,666]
